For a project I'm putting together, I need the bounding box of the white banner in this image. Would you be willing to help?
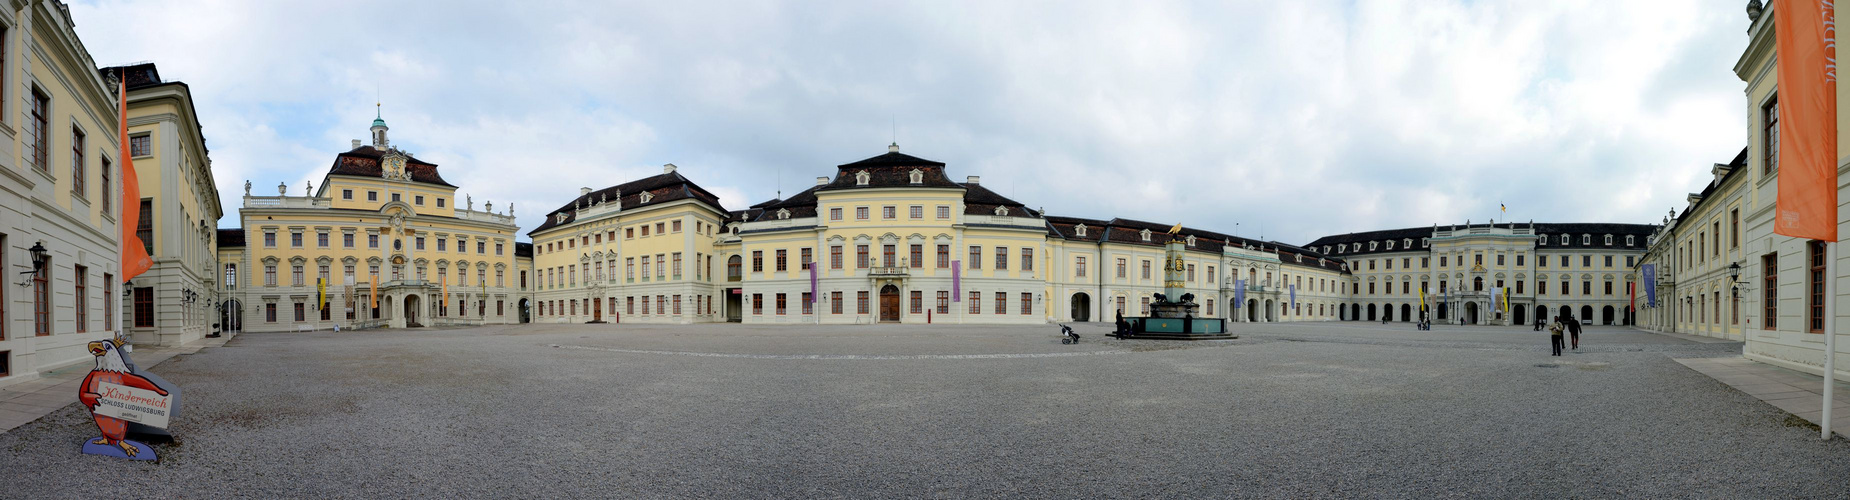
[92,381,172,429]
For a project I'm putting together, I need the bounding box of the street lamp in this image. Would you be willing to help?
[17,241,46,286]
[1728,261,1744,297]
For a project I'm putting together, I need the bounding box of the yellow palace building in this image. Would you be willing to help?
[219,115,523,332]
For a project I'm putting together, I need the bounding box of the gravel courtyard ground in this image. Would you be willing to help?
[3,321,1847,498]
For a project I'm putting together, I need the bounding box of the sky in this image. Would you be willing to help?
[69,0,1751,245]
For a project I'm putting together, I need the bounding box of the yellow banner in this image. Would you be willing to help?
[370,274,378,309]
[318,278,326,310]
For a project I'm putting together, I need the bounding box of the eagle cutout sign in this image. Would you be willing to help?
[78,335,181,461]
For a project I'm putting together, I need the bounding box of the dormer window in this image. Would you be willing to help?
[1387,241,1395,250]
[1626,235,1635,246]
[1421,238,1429,248]
[555,213,567,224]
[1369,241,1378,251]
[640,191,653,203]
[994,206,1009,216]
[775,208,791,220]
[1075,224,1088,237]
[1560,234,1569,245]
[1604,234,1613,245]
[1186,235,1196,246]
[1581,234,1590,245]
[1323,246,1331,254]
[908,168,923,184]
[1294,254,1302,263]
[1403,238,1412,248]
[855,170,871,186]
[1140,229,1152,242]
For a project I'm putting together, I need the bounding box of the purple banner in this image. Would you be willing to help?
[1233,279,1244,306]
[1289,284,1295,310]
[1641,264,1656,307]
[951,260,961,301]
[810,262,819,302]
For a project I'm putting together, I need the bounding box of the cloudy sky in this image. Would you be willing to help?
[70,0,1750,245]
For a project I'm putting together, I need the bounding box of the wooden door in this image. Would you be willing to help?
[879,285,900,322]
[593,298,602,321]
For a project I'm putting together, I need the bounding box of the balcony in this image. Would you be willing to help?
[869,266,908,277]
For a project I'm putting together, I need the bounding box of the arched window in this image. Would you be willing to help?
[1473,276,1484,291]
[727,255,743,280]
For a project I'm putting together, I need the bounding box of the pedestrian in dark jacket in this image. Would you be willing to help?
[1567,316,1583,350]
[1548,316,1565,356]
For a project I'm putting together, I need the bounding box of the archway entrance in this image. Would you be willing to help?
[518,298,531,323]
[1350,303,1359,321]
[1558,305,1572,322]
[1464,302,1479,325]
[1249,299,1258,322]
[1071,292,1091,322]
[1339,304,1348,321]
[1581,305,1594,324]
[1512,304,1526,326]
[1602,305,1615,325]
[1264,300,1275,322]
[1400,304,1412,323]
[1534,305,1547,326]
[403,294,422,327]
[726,289,742,322]
[1437,302,1449,321]
[219,299,242,334]
[1382,304,1393,322]
[878,284,901,322]
[1366,303,1377,321]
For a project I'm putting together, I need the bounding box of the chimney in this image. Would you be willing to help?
[966,176,980,185]
[816,176,829,186]
[351,139,361,149]
[663,163,678,174]
[580,187,592,196]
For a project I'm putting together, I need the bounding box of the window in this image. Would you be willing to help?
[415,237,425,250]
[1730,209,1740,248]
[673,220,682,233]
[857,245,869,268]
[29,88,47,172]
[73,265,87,332]
[1583,255,1592,268]
[856,207,869,220]
[71,127,85,197]
[937,206,950,219]
[265,303,276,323]
[1582,281,1591,295]
[342,189,354,200]
[1022,248,1033,272]
[911,291,922,314]
[137,199,154,256]
[1141,260,1151,279]
[910,244,922,268]
[368,191,378,201]
[800,248,812,271]
[392,193,401,202]
[1764,96,1779,174]
[775,293,787,315]
[131,134,152,156]
[995,292,1007,314]
[937,291,950,314]
[132,287,153,328]
[858,291,870,314]
[1604,282,1613,295]
[775,249,786,272]
[1076,256,1087,277]
[832,291,844,314]
[752,294,763,315]
[265,264,277,286]
[641,225,650,237]
[292,264,305,286]
[969,291,981,314]
[800,292,811,314]
[415,195,425,205]
[831,207,842,220]
[995,247,1008,270]
[1496,254,1504,266]
[1021,292,1033,315]
[100,158,111,211]
[831,246,843,269]
[883,206,896,219]
[968,246,981,269]
[910,205,923,219]
[1140,296,1150,315]
[1811,242,1827,332]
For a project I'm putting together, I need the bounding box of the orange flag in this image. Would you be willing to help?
[1773,0,1838,241]
[117,72,151,279]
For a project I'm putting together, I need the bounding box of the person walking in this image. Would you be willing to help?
[1548,316,1565,356]
[1567,315,1583,350]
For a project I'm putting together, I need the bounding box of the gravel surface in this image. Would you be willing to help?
[2,322,1845,498]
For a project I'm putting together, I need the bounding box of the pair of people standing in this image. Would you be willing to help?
[1546,315,1584,356]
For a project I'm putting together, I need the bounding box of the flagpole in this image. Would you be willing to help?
[1824,240,1836,439]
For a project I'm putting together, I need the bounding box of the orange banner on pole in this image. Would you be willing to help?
[116,73,151,280]
[1773,0,1839,241]
[370,274,378,309]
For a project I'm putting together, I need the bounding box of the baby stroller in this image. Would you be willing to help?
[1059,325,1081,344]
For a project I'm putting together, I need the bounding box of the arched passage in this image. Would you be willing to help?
[219,299,242,334]
[1248,299,1258,322]
[1464,302,1479,325]
[403,294,422,327]
[1512,305,1525,327]
[1071,292,1091,322]
[1264,300,1275,321]
[1602,305,1615,325]
[1581,305,1594,323]
[518,298,531,323]
[1367,303,1378,321]
[1437,302,1448,321]
[1558,305,1572,322]
[1400,304,1412,323]
[1534,305,1547,325]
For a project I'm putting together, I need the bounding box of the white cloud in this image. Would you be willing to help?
[69,0,1749,244]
